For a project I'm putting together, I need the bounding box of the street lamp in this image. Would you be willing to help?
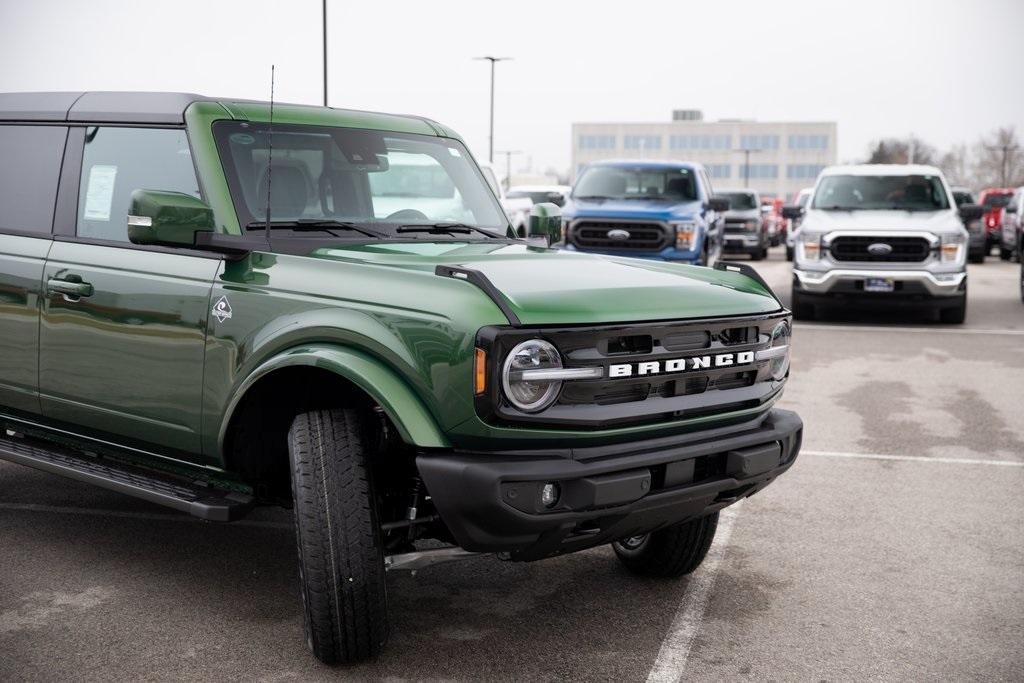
[737,146,761,188]
[474,56,512,163]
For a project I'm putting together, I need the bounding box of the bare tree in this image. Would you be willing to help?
[972,127,1023,188]
[937,144,971,186]
[865,136,936,165]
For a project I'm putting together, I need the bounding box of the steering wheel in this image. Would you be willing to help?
[386,209,429,221]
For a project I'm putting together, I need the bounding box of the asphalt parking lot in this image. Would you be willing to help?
[2,249,1022,682]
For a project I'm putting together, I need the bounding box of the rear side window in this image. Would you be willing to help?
[0,125,67,235]
[77,127,200,242]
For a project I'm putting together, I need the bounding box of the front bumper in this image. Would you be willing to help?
[724,233,765,254]
[417,408,802,561]
[794,267,966,297]
[562,243,702,264]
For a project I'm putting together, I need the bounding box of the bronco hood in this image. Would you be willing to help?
[313,242,780,326]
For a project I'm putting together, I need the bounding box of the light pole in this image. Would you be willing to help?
[474,56,512,163]
[322,0,328,106]
[738,147,761,188]
[496,150,521,191]
[986,142,1020,187]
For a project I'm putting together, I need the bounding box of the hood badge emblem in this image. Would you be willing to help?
[212,296,233,323]
[867,243,893,256]
[607,229,631,241]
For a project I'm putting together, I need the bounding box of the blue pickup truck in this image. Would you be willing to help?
[560,160,728,265]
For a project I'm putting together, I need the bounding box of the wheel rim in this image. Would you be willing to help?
[617,534,648,550]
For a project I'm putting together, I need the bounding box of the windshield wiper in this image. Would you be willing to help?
[818,205,856,211]
[396,222,503,238]
[245,219,388,238]
[574,195,614,201]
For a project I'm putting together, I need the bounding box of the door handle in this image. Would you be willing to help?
[47,277,94,299]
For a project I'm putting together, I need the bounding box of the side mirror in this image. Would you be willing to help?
[760,205,772,214]
[527,202,561,245]
[781,205,804,220]
[1007,204,1018,214]
[706,196,731,212]
[958,203,984,222]
[127,190,215,247]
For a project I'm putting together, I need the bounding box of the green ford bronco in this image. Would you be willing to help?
[0,92,802,664]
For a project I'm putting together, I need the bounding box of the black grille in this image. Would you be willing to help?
[476,314,788,429]
[829,235,932,262]
[572,221,668,250]
[724,219,753,234]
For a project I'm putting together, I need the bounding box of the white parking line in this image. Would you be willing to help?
[646,502,743,683]
[805,450,1024,467]
[0,502,293,528]
[794,323,1024,337]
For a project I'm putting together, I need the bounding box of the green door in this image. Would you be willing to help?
[0,125,66,415]
[38,126,220,459]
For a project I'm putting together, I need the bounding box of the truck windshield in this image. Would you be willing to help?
[981,193,1011,208]
[721,192,758,210]
[812,174,950,211]
[213,121,508,235]
[574,166,698,201]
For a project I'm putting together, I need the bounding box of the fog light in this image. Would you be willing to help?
[540,482,561,508]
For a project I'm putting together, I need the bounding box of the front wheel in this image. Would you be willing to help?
[288,408,389,664]
[785,246,794,261]
[613,512,719,578]
[1000,247,1012,261]
[939,296,967,324]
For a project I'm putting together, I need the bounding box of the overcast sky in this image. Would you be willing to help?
[2,0,1021,176]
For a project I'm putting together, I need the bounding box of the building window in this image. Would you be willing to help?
[788,134,829,150]
[786,164,826,179]
[669,134,731,151]
[741,164,778,180]
[739,134,779,151]
[624,135,662,151]
[579,134,616,150]
[706,164,731,179]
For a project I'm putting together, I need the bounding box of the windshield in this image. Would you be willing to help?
[981,193,1011,208]
[797,192,812,208]
[213,121,507,235]
[812,174,950,211]
[721,192,758,210]
[573,165,698,201]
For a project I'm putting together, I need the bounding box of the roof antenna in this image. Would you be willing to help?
[264,64,275,243]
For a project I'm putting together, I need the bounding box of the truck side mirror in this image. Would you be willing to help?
[1006,204,1018,214]
[781,205,804,220]
[706,196,731,212]
[127,189,215,247]
[528,202,561,246]
[957,203,984,222]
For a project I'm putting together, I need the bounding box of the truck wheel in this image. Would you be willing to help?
[613,512,719,578]
[1000,247,1012,261]
[785,246,794,261]
[751,247,766,261]
[791,289,815,321]
[288,408,389,664]
[939,297,967,324]
[969,251,984,264]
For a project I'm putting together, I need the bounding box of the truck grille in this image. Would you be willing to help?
[572,220,668,250]
[724,219,753,233]
[829,235,932,262]
[477,314,789,429]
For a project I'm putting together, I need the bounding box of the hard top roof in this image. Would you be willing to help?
[0,91,447,136]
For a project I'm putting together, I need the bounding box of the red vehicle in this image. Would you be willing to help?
[760,197,786,246]
[978,188,1015,252]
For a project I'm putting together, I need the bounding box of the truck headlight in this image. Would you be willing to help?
[941,231,966,262]
[672,221,697,251]
[798,232,823,261]
[744,220,759,232]
[755,321,792,380]
[502,339,563,412]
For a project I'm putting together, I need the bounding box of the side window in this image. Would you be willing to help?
[77,127,199,243]
[0,125,67,235]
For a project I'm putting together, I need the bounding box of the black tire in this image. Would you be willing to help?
[1000,247,1012,261]
[791,289,816,320]
[288,408,388,664]
[613,512,719,578]
[969,251,984,264]
[1019,262,1023,303]
[939,297,966,324]
[751,247,765,261]
[785,246,794,261]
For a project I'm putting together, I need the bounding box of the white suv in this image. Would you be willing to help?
[788,164,982,324]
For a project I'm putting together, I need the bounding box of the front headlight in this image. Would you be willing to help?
[798,232,823,261]
[754,320,791,381]
[744,220,759,232]
[672,221,697,251]
[941,231,966,262]
[502,339,563,412]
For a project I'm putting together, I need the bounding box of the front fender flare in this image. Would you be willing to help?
[218,344,450,452]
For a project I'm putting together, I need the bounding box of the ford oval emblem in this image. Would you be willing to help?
[607,229,631,241]
[867,242,893,256]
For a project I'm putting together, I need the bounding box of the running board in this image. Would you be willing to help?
[0,431,253,522]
